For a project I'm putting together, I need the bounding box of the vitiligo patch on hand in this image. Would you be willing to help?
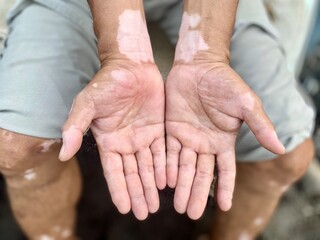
[111,69,127,81]
[117,10,154,63]
[175,13,209,62]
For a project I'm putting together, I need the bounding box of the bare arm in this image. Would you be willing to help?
[88,0,153,64]
[176,0,238,63]
[166,0,285,219]
[60,0,166,220]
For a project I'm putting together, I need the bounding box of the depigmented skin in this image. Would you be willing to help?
[117,10,154,63]
[0,129,81,240]
[175,13,209,62]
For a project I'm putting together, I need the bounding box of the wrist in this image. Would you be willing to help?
[98,10,154,65]
[89,1,154,65]
[174,0,238,64]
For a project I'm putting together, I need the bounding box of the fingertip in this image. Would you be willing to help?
[114,193,131,215]
[187,201,203,220]
[148,200,160,214]
[167,166,178,188]
[59,127,83,161]
[117,202,131,215]
[174,197,187,214]
[135,208,149,221]
[270,131,286,155]
[156,177,167,190]
[218,198,232,212]
[58,143,67,161]
[155,164,167,190]
[278,143,286,155]
[167,176,177,189]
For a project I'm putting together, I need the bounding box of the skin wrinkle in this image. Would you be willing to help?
[175,12,209,62]
[117,10,154,63]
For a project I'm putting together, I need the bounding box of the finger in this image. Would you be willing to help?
[242,96,285,155]
[101,152,131,214]
[59,90,95,161]
[166,135,182,188]
[216,150,236,211]
[136,148,160,214]
[123,154,149,220]
[174,148,197,214]
[151,137,166,190]
[187,154,214,220]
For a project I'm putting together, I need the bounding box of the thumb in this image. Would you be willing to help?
[243,97,285,155]
[59,90,95,161]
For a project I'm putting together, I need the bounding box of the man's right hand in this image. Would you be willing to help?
[59,60,166,220]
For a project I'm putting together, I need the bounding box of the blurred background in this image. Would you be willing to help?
[1,0,320,239]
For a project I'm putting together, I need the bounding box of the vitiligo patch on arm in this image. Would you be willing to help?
[175,13,209,62]
[117,10,154,63]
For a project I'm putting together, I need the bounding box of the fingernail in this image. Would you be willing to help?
[280,142,286,152]
[273,131,286,154]
[59,143,66,161]
[59,133,67,161]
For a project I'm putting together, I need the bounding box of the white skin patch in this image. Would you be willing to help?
[117,10,154,63]
[2,130,13,141]
[254,217,264,226]
[36,235,54,240]
[280,185,289,193]
[239,231,252,240]
[61,229,72,238]
[52,226,72,238]
[24,169,36,180]
[39,139,61,153]
[175,12,209,62]
[92,83,98,88]
[111,70,127,81]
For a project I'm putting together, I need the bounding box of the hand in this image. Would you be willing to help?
[165,63,285,219]
[59,61,166,220]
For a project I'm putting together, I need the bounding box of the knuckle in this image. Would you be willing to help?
[179,163,196,174]
[131,192,145,201]
[218,169,236,180]
[124,168,138,177]
[139,164,154,175]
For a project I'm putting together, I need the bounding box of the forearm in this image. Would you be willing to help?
[175,0,239,63]
[88,0,153,64]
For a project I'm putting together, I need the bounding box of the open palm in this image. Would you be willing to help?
[60,61,166,220]
[166,63,285,219]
